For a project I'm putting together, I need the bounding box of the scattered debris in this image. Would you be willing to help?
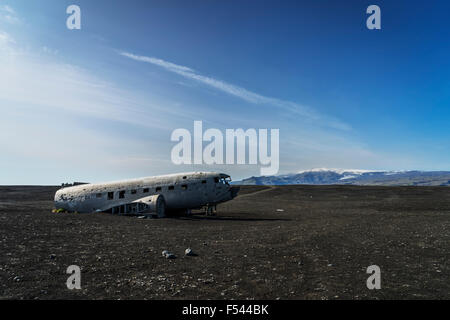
[162,250,176,259]
[185,248,196,256]
[137,215,146,219]
[276,209,284,212]
[49,254,56,260]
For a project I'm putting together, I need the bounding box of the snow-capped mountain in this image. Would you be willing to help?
[296,168,381,175]
[236,168,450,186]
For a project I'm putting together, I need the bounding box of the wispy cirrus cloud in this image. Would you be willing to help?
[0,35,190,183]
[0,5,21,24]
[119,51,351,131]
[0,5,14,15]
[0,30,15,44]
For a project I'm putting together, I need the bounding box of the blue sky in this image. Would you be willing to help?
[0,0,449,184]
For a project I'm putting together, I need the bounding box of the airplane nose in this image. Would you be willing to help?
[230,186,240,198]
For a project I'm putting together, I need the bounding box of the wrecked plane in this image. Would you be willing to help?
[54,172,240,217]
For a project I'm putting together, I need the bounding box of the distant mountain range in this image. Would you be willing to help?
[236,168,450,186]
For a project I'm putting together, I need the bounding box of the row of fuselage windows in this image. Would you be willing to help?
[60,179,221,201]
[92,180,210,201]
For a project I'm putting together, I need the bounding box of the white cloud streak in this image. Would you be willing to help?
[0,30,15,44]
[119,51,350,131]
[1,5,14,14]
[0,34,198,183]
[0,5,21,24]
[0,40,181,130]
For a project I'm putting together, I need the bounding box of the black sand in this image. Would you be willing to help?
[1,185,449,299]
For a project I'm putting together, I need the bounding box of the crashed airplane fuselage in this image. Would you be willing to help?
[54,172,240,217]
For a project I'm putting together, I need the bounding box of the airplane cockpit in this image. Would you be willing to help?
[215,175,231,186]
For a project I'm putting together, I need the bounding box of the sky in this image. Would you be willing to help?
[0,0,449,184]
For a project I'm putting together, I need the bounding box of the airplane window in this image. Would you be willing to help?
[183,176,187,179]
[156,187,162,192]
[168,186,175,191]
[131,189,137,194]
[96,193,102,198]
[181,184,188,190]
[201,180,207,184]
[108,192,114,200]
[119,190,125,199]
[219,177,231,185]
[214,177,219,183]
[143,188,149,193]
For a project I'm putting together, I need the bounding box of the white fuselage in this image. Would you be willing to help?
[54,172,239,214]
